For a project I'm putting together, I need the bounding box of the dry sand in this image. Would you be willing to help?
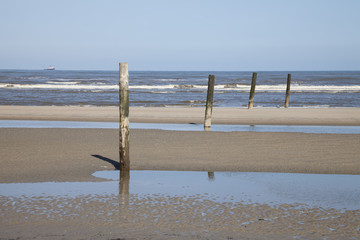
[1,105,360,125]
[1,106,360,239]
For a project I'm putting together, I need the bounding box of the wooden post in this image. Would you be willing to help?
[285,73,291,108]
[204,74,215,130]
[119,63,130,173]
[248,72,257,109]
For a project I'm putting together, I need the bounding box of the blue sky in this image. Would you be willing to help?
[1,0,359,71]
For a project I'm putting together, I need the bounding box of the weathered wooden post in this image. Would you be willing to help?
[204,74,215,130]
[248,72,257,109]
[119,63,130,173]
[285,73,291,108]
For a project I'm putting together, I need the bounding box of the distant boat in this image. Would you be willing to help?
[45,66,55,70]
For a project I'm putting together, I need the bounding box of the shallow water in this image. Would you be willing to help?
[1,170,359,210]
[1,120,360,134]
[2,170,359,238]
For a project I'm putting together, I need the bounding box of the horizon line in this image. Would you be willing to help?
[1,68,360,72]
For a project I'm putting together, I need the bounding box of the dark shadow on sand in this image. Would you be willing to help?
[92,154,120,170]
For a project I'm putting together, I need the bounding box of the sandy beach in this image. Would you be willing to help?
[1,106,360,239]
[1,105,360,125]
[1,128,360,183]
[2,0,360,237]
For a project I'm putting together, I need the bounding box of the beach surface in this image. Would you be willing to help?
[1,106,360,239]
[1,105,360,125]
[1,128,360,184]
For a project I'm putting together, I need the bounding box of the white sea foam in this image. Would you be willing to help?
[150,91,175,94]
[157,78,185,81]
[0,83,118,90]
[46,81,80,85]
[131,85,177,89]
[217,84,360,92]
[1,82,359,92]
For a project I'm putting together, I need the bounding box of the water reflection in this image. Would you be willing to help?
[0,171,359,210]
[119,171,130,196]
[118,171,130,222]
[92,170,360,210]
[1,170,359,239]
[207,172,215,181]
[1,186,358,239]
[204,126,211,132]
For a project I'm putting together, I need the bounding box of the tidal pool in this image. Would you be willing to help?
[1,171,359,211]
[1,120,360,134]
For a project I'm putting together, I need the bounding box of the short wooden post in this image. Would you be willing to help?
[119,63,130,173]
[248,72,257,109]
[204,74,215,130]
[285,73,291,108]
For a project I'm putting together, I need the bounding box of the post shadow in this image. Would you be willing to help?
[91,155,129,205]
[91,154,120,170]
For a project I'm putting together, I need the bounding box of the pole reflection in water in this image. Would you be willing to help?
[207,172,215,181]
[120,171,130,196]
[90,170,360,210]
[119,170,130,213]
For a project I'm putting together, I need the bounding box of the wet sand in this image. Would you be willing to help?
[1,128,360,183]
[1,106,360,239]
[2,193,359,240]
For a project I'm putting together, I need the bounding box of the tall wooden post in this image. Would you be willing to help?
[204,74,215,130]
[248,72,257,109]
[285,73,291,108]
[119,63,130,173]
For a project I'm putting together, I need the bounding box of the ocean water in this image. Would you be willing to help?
[0,70,359,107]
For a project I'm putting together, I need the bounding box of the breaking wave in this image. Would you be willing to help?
[1,82,359,93]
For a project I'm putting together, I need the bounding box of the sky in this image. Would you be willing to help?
[0,0,359,71]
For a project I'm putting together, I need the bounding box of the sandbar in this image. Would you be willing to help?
[1,128,359,183]
[1,105,360,125]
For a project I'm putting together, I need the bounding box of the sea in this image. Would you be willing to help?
[0,70,359,108]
